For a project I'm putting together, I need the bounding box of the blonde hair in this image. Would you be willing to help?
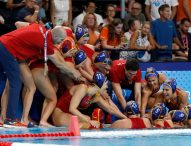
[82,12,97,31]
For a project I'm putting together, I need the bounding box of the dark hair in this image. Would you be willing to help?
[158,4,170,14]
[128,18,140,29]
[86,0,96,7]
[108,18,123,44]
[180,18,190,25]
[125,59,139,71]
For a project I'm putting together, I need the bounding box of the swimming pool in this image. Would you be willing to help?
[1,127,191,146]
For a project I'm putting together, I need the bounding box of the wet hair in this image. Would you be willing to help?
[158,4,170,14]
[145,67,159,81]
[125,59,139,71]
[163,78,177,93]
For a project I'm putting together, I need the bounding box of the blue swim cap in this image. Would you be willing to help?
[163,78,177,93]
[93,71,106,88]
[74,50,87,65]
[171,110,186,123]
[125,101,139,115]
[145,67,159,80]
[183,105,191,119]
[94,51,112,65]
[152,106,162,120]
[75,24,89,41]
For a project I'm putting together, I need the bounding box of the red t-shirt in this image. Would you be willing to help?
[109,60,141,86]
[0,23,55,61]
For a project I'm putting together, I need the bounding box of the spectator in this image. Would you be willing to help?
[36,0,49,23]
[103,4,116,26]
[109,59,142,111]
[6,0,26,23]
[99,18,124,60]
[127,0,136,12]
[173,18,191,61]
[82,12,100,46]
[72,0,103,31]
[119,18,141,60]
[151,4,184,62]
[176,0,191,24]
[145,0,178,21]
[123,1,145,31]
[17,0,40,22]
[50,0,72,26]
[129,21,155,62]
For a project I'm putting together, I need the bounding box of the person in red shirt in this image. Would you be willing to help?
[0,23,81,128]
[109,59,142,111]
[111,100,151,129]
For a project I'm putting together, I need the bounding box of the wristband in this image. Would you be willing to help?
[34,10,39,13]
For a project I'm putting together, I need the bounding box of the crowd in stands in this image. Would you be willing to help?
[0,0,191,129]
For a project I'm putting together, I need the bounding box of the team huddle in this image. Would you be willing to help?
[0,22,190,129]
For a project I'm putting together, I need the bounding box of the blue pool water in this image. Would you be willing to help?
[0,128,191,146]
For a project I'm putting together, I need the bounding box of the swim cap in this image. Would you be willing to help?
[125,101,139,115]
[152,106,162,120]
[145,67,159,80]
[171,110,186,123]
[163,78,177,93]
[79,95,92,109]
[93,72,106,88]
[59,37,76,54]
[74,50,87,65]
[94,51,112,65]
[151,103,167,120]
[75,24,89,41]
[92,108,105,123]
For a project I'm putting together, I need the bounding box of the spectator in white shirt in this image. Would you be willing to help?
[72,0,103,31]
[145,0,178,21]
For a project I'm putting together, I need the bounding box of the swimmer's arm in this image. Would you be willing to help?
[141,88,151,117]
[95,95,127,119]
[112,82,127,110]
[48,50,82,81]
[78,67,93,82]
[180,91,189,110]
[153,91,164,104]
[69,84,90,122]
[159,73,167,84]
